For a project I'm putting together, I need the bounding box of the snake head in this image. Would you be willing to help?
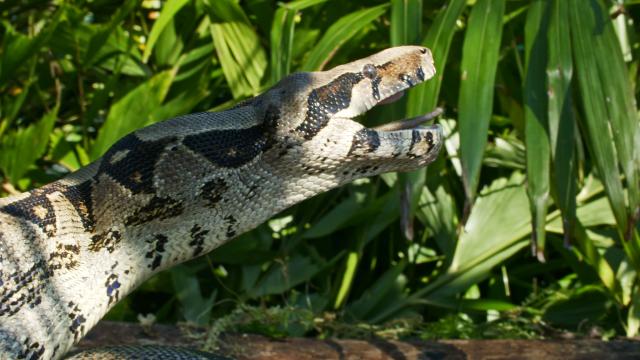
[261,46,442,179]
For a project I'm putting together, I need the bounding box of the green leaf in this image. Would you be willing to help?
[208,18,267,98]
[171,265,217,325]
[569,0,640,263]
[249,255,326,297]
[142,0,189,63]
[523,0,551,261]
[546,0,577,249]
[84,0,138,66]
[457,0,505,203]
[302,4,389,71]
[569,0,626,235]
[372,173,531,322]
[390,0,422,46]
[91,69,176,159]
[270,0,327,84]
[407,0,466,116]
[303,195,362,239]
[346,261,408,321]
[0,106,58,186]
[0,12,62,83]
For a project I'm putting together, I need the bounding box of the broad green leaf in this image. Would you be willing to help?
[142,0,189,63]
[594,3,640,235]
[547,0,577,248]
[523,0,551,261]
[203,0,251,23]
[0,106,58,186]
[302,4,389,71]
[390,0,422,46]
[209,21,267,98]
[303,195,361,239]
[417,183,458,259]
[407,0,466,116]
[458,0,505,203]
[569,0,626,234]
[249,255,326,297]
[270,0,326,84]
[84,0,138,66]
[446,173,531,287]
[0,12,62,83]
[372,173,531,322]
[171,265,217,325]
[91,69,176,159]
[569,0,640,264]
[346,261,408,320]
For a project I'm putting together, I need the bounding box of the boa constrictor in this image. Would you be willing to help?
[0,46,441,359]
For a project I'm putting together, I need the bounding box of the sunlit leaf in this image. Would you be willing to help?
[142,0,189,63]
[0,106,58,186]
[458,0,505,203]
[302,4,389,71]
[91,69,176,159]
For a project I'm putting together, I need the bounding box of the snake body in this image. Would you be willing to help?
[0,46,440,359]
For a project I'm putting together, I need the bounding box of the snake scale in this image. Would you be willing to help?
[0,46,441,359]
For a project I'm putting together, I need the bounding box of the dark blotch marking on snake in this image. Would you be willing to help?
[16,338,45,360]
[183,124,273,168]
[99,134,177,194]
[61,180,96,232]
[348,128,381,156]
[409,129,422,152]
[295,72,364,140]
[67,301,87,342]
[0,260,50,317]
[426,131,434,150]
[88,229,121,253]
[200,178,228,208]
[49,244,81,271]
[189,224,209,257]
[0,188,58,237]
[105,274,121,305]
[416,66,425,81]
[146,234,169,271]
[124,196,184,226]
[224,215,238,238]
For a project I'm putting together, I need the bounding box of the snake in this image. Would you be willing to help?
[0,46,441,359]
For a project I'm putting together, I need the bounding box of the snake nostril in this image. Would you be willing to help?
[419,48,428,54]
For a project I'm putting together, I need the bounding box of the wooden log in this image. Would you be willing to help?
[74,321,640,359]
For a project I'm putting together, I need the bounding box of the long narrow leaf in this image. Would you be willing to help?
[0,106,58,185]
[406,0,466,116]
[302,4,389,71]
[458,0,505,204]
[142,0,189,63]
[547,0,577,249]
[91,69,176,159]
[569,2,631,239]
[390,0,422,46]
[270,0,326,84]
[523,0,551,261]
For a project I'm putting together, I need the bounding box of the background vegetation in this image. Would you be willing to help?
[1,0,639,342]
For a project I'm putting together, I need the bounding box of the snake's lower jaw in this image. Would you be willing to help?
[347,123,443,173]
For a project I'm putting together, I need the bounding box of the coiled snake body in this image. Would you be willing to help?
[0,46,441,359]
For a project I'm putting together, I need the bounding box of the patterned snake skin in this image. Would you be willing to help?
[0,46,441,359]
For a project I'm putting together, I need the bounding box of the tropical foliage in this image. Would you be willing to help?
[1,0,639,339]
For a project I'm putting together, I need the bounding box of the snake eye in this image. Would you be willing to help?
[362,64,377,79]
